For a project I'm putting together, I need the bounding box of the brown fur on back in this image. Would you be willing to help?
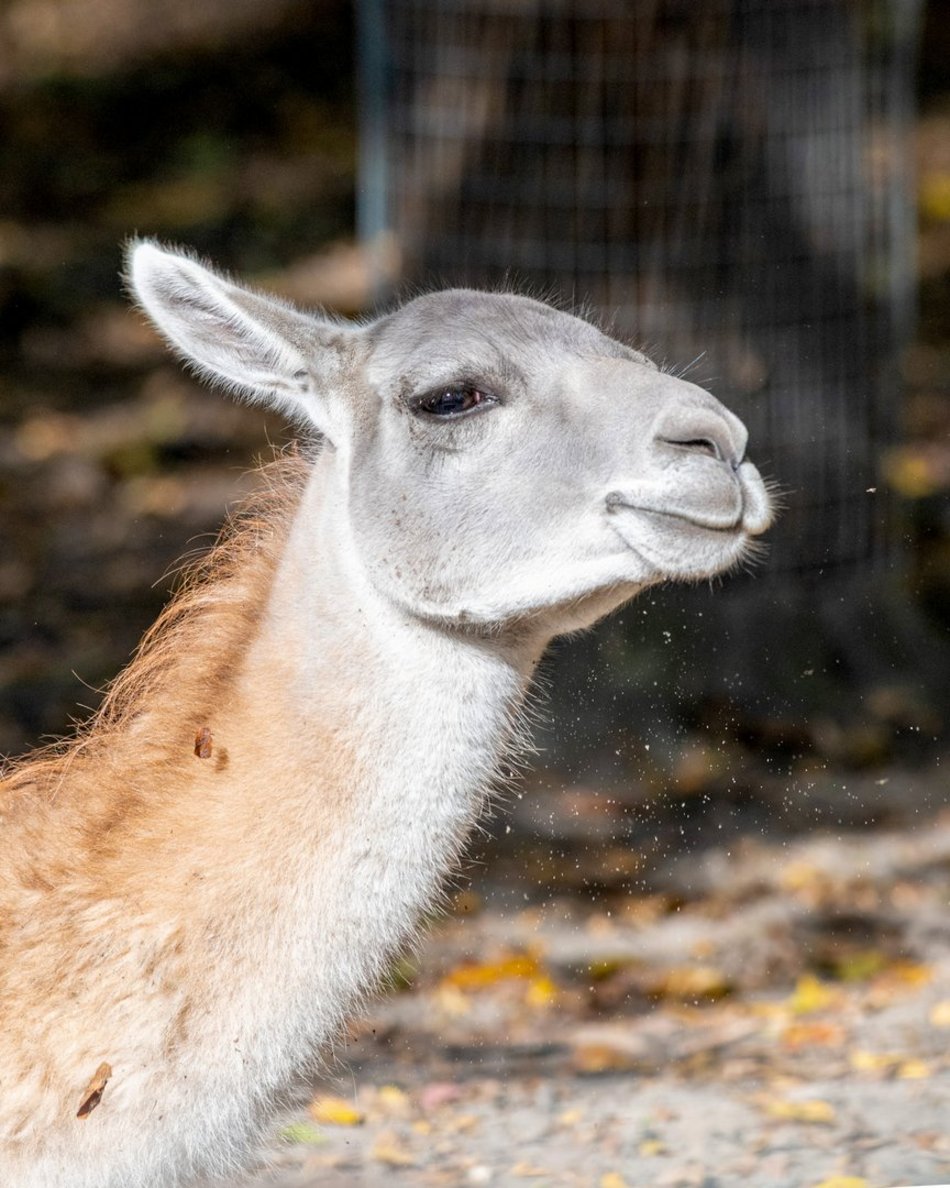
[0,449,313,1149]
[0,449,310,867]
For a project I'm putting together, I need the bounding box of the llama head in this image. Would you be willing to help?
[129,242,773,638]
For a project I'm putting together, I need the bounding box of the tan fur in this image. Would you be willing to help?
[0,452,327,1150]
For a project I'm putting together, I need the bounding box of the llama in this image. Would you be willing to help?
[0,242,773,1187]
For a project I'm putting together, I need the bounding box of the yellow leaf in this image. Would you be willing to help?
[867,961,934,1007]
[377,1084,411,1115]
[897,1059,931,1079]
[571,1043,633,1074]
[810,1179,868,1188]
[833,949,886,982]
[650,964,731,1001]
[884,961,933,987]
[781,1022,846,1050]
[308,1095,364,1127]
[435,983,471,1016]
[587,957,627,980]
[449,1113,480,1133]
[443,953,541,990]
[372,1131,415,1167]
[780,861,829,896]
[638,1139,665,1156]
[524,974,558,1008]
[281,1121,327,1144]
[849,1049,900,1074]
[929,999,950,1028]
[765,1098,836,1124]
[600,1175,629,1188]
[788,974,836,1015]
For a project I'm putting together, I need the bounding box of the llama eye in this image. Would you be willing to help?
[415,387,494,418]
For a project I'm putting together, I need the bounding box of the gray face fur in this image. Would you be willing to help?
[129,244,773,635]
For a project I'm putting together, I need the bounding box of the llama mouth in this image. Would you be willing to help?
[607,504,759,581]
[605,497,744,535]
[605,462,773,540]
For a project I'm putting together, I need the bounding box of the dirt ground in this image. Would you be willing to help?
[226,774,950,1188]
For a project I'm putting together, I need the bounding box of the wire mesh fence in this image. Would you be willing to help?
[359,0,921,575]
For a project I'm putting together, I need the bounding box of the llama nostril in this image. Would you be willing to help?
[655,409,747,470]
[666,436,722,462]
[670,437,747,469]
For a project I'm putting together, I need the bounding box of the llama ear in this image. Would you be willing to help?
[126,240,355,438]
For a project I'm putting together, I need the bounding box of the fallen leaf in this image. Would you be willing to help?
[372,1131,415,1167]
[77,1062,112,1119]
[787,974,837,1015]
[442,953,541,990]
[511,1161,548,1177]
[280,1121,326,1145]
[897,1059,931,1079]
[449,1113,480,1133]
[600,1176,628,1188]
[638,1139,665,1156]
[881,960,933,987]
[832,949,886,982]
[572,1042,635,1074]
[435,983,471,1016]
[524,974,558,1008]
[649,964,732,1001]
[587,957,632,981]
[929,999,950,1028]
[376,1084,411,1116]
[309,1095,364,1126]
[867,961,934,1007]
[764,1098,836,1124]
[810,1179,868,1188]
[848,1049,901,1074]
[780,1022,846,1050]
[780,861,832,899]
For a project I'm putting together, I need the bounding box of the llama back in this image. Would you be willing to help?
[0,456,317,1185]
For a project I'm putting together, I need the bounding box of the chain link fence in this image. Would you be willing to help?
[359,0,921,576]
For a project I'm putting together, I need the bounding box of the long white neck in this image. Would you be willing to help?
[213,448,544,1076]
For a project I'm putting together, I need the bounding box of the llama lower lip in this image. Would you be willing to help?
[609,501,742,534]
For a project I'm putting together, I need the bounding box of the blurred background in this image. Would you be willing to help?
[0,0,948,880]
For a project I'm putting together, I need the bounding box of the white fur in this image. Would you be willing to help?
[0,244,773,1186]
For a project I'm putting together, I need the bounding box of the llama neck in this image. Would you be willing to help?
[198,454,542,1040]
[261,451,540,866]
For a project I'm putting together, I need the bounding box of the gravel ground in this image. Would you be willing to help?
[225,806,950,1188]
